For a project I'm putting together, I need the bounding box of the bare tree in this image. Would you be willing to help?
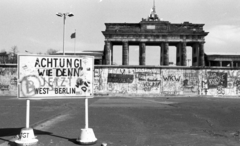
[11,46,19,55]
[9,46,18,63]
[46,48,58,55]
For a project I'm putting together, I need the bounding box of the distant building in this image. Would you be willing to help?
[0,51,17,64]
[54,50,104,65]
[206,53,240,67]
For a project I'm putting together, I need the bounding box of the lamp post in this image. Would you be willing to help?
[56,12,74,55]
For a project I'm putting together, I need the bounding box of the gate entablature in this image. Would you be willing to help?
[103,21,208,42]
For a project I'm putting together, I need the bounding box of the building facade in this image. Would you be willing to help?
[102,4,209,66]
[54,50,104,65]
[207,54,240,67]
[0,52,17,64]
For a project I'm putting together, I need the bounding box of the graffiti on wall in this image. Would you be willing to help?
[0,68,17,96]
[4,66,240,97]
[135,69,161,93]
[182,70,199,94]
[94,68,107,93]
[225,70,240,95]
[162,69,183,95]
[200,70,233,96]
[93,68,240,97]
[108,73,134,83]
[0,84,9,91]
[106,68,133,94]
[92,68,240,96]
[207,72,227,89]
[235,79,240,95]
[93,68,162,94]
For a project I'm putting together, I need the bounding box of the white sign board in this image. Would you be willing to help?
[18,55,94,99]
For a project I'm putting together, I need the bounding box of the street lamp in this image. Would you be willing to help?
[56,12,74,55]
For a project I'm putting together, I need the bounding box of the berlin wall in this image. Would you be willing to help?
[1,65,240,97]
[0,67,17,96]
[94,66,240,97]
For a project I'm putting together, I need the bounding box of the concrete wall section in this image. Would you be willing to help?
[162,69,183,95]
[135,68,161,94]
[94,66,240,97]
[182,70,199,95]
[0,67,17,96]
[94,68,162,94]
[199,69,240,96]
[94,67,200,96]
[2,65,240,97]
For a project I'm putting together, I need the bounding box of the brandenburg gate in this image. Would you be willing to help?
[102,6,209,66]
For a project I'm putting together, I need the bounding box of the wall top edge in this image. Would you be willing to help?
[0,64,17,68]
[94,65,240,70]
[1,64,240,70]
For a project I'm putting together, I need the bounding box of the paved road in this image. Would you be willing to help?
[1,96,240,146]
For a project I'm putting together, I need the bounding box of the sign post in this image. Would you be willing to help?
[16,55,97,145]
[15,99,38,145]
[76,98,97,144]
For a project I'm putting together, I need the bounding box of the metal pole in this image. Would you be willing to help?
[85,98,89,129]
[63,14,66,55]
[26,100,30,128]
[74,29,76,55]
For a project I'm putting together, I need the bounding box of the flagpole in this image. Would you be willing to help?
[74,29,76,55]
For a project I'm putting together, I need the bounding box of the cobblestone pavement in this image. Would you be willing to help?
[1,96,240,146]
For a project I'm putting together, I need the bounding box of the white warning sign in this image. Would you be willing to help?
[18,55,94,98]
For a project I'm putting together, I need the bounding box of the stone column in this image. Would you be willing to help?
[111,46,113,65]
[139,42,146,65]
[182,42,187,66]
[160,43,164,65]
[176,43,182,66]
[122,41,129,65]
[199,42,205,66]
[104,41,112,65]
[103,44,106,64]
[164,42,169,65]
[192,43,199,66]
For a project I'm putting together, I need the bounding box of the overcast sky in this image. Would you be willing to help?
[0,0,240,65]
